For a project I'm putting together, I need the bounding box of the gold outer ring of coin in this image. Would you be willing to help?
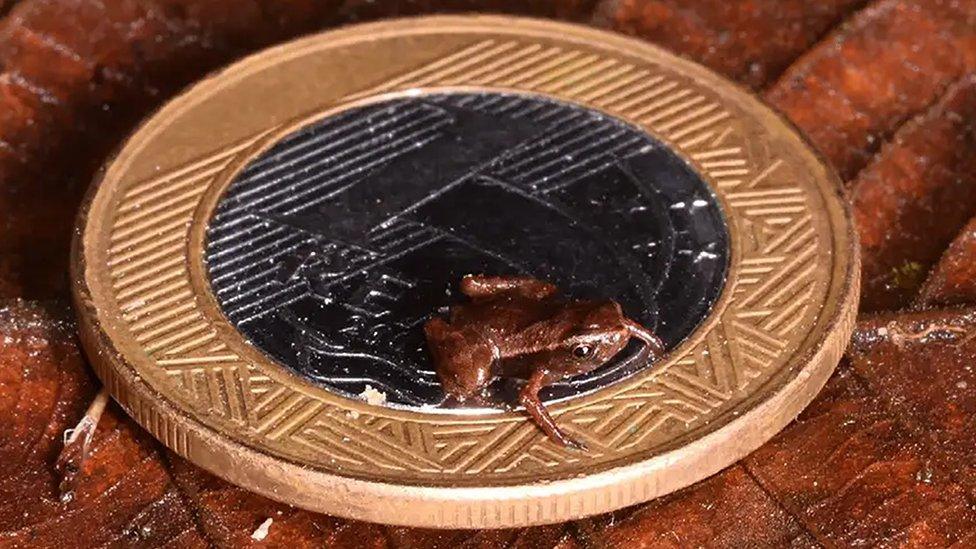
[73,15,859,529]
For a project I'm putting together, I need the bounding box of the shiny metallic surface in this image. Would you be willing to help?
[204,90,728,410]
[72,16,858,528]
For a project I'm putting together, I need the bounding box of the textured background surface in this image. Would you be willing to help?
[0,0,975,547]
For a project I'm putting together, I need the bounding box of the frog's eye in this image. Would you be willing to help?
[572,343,595,359]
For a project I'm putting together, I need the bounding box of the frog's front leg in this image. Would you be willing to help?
[460,275,558,301]
[625,319,666,357]
[425,318,495,402]
[519,369,587,451]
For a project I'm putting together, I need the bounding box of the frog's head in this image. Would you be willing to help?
[558,301,630,367]
[545,300,666,375]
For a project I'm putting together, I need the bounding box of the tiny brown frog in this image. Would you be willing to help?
[425,275,666,450]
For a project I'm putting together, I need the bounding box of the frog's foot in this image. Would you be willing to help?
[519,369,590,452]
[537,418,588,452]
[553,430,588,452]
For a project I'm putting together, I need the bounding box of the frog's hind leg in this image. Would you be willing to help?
[424,318,495,402]
[519,369,587,451]
[460,275,558,301]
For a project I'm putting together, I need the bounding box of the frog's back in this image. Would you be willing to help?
[450,296,559,343]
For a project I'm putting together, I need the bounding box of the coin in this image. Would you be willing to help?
[73,15,858,528]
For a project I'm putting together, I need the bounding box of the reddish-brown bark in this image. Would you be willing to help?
[593,0,869,89]
[850,308,976,499]
[918,215,976,307]
[0,0,346,298]
[0,300,207,547]
[851,74,976,312]
[340,0,596,21]
[746,363,976,547]
[767,0,976,180]
[594,465,817,547]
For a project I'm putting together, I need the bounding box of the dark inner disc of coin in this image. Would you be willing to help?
[205,92,729,409]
